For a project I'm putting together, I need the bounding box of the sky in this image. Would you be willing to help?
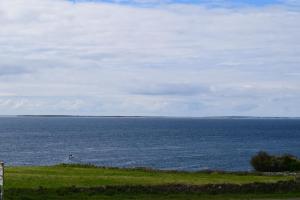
[0,0,300,117]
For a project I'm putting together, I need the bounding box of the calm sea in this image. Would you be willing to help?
[0,117,299,171]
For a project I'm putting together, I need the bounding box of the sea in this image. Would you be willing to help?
[0,116,299,171]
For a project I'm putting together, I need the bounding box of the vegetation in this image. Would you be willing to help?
[251,151,300,172]
[5,165,292,189]
[5,189,300,200]
[4,164,300,200]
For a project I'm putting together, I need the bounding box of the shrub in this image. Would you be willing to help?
[251,151,300,172]
[251,151,272,172]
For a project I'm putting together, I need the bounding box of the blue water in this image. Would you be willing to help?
[0,117,299,171]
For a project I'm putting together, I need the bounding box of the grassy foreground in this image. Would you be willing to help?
[4,164,300,200]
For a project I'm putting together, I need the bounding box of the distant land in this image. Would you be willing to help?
[0,115,299,119]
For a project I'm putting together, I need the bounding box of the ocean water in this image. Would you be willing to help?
[0,116,299,171]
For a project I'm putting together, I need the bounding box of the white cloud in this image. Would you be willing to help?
[0,0,299,116]
[281,0,300,6]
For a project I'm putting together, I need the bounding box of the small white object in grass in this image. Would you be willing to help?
[0,162,3,200]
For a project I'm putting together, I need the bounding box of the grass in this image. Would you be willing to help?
[3,164,300,200]
[5,165,293,189]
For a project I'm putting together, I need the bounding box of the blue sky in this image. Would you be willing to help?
[0,0,299,116]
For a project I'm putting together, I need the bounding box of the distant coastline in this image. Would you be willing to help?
[2,115,299,119]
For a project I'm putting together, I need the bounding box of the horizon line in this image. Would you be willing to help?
[0,115,300,119]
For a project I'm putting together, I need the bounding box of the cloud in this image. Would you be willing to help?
[130,83,211,96]
[0,65,31,76]
[280,0,300,6]
[0,0,299,116]
[71,0,284,7]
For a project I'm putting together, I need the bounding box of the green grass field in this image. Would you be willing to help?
[4,165,300,200]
